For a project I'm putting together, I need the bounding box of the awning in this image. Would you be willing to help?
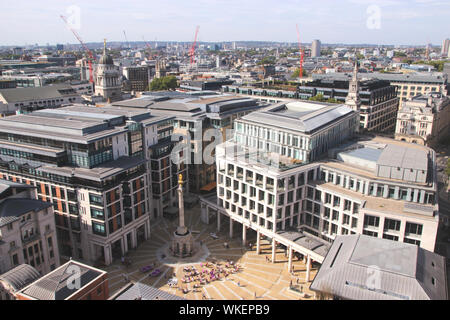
[200,182,216,192]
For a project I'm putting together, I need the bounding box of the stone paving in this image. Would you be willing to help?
[103,206,318,300]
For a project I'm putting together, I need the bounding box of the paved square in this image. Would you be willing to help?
[103,205,318,300]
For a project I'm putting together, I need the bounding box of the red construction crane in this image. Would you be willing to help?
[142,37,153,59]
[189,26,200,65]
[60,15,96,83]
[296,24,304,79]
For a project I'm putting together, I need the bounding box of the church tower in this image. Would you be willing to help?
[95,39,122,102]
[345,61,361,111]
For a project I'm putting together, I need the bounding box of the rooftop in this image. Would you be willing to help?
[240,101,355,134]
[310,235,448,300]
[0,264,41,293]
[0,84,78,103]
[18,260,106,300]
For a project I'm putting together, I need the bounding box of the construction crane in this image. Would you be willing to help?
[142,36,154,60]
[123,30,130,49]
[60,15,96,83]
[296,24,304,79]
[189,26,200,66]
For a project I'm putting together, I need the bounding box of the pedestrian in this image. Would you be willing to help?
[296,278,299,285]
[300,285,303,292]
[237,281,240,287]
[254,291,257,299]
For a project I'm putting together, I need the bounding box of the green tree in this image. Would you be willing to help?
[257,56,276,65]
[291,68,308,79]
[149,76,178,91]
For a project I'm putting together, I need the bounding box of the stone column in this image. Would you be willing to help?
[206,206,210,225]
[217,212,221,231]
[104,245,112,265]
[229,217,233,238]
[242,224,247,246]
[123,234,129,253]
[288,247,293,272]
[256,231,261,254]
[271,239,276,263]
[306,255,311,282]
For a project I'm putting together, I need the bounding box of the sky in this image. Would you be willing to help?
[1,0,449,46]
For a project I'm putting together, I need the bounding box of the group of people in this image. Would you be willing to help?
[175,260,243,294]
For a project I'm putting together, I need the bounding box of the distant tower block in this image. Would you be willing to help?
[171,174,194,257]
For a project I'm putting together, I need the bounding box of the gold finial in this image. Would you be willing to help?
[103,38,107,54]
[178,174,183,185]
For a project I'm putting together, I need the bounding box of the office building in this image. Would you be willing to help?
[312,40,321,58]
[0,105,172,265]
[16,260,108,300]
[312,72,448,108]
[0,180,60,275]
[112,92,264,195]
[395,93,450,146]
[0,85,81,117]
[123,66,151,92]
[310,234,448,300]
[441,38,450,56]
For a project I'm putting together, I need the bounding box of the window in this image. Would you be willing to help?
[405,222,423,236]
[92,222,106,236]
[384,218,401,232]
[364,215,380,228]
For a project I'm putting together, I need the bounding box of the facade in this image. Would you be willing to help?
[223,76,399,133]
[0,105,172,266]
[16,260,108,300]
[123,66,151,92]
[312,72,448,108]
[441,38,450,56]
[0,264,41,300]
[112,93,264,194]
[0,85,81,117]
[0,180,60,275]
[213,97,439,258]
[310,234,448,300]
[155,60,167,79]
[395,93,450,146]
[311,40,321,58]
[95,43,122,103]
[70,81,94,96]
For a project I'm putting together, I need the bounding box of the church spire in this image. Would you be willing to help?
[345,60,361,111]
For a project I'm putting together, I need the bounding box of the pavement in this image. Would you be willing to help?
[103,205,318,300]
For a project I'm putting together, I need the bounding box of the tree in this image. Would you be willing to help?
[446,158,450,179]
[257,56,276,65]
[291,68,308,79]
[149,76,178,91]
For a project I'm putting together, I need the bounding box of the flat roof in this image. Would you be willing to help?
[240,101,355,134]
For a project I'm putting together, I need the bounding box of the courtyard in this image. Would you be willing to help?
[103,205,319,300]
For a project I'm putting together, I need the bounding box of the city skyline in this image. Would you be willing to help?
[1,0,450,46]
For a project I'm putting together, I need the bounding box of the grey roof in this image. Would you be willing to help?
[241,101,355,134]
[276,230,331,258]
[310,235,448,300]
[113,282,185,300]
[0,180,36,198]
[377,145,428,170]
[0,198,51,227]
[341,147,383,163]
[19,261,105,300]
[312,72,448,84]
[39,156,146,182]
[0,264,41,292]
[0,84,78,103]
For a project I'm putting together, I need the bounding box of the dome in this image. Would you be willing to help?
[99,53,114,65]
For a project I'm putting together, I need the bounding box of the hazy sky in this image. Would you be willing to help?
[1,0,449,46]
